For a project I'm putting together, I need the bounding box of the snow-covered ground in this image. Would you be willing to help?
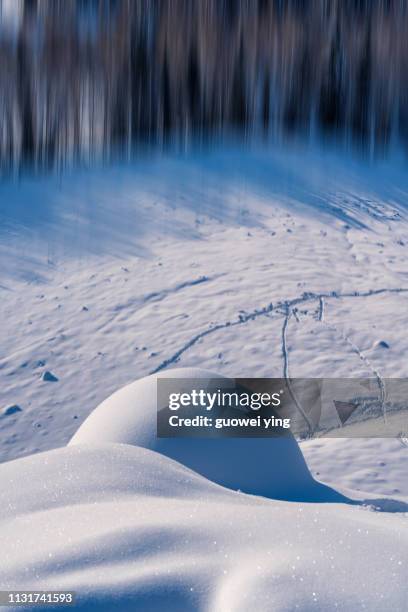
[0,141,408,609]
[1,369,408,610]
[1,142,408,461]
[1,441,407,612]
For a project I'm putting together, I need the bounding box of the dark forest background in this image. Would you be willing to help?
[1,0,408,171]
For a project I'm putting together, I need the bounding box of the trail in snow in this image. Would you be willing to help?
[317,317,388,423]
[113,274,220,313]
[95,274,222,334]
[151,286,408,435]
[152,286,408,374]
[281,305,314,436]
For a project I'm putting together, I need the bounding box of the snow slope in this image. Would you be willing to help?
[1,142,408,462]
[302,437,408,498]
[1,141,408,610]
[0,441,407,611]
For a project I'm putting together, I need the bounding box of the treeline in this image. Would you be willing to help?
[1,0,408,170]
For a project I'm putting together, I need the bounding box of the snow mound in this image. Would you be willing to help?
[0,443,407,611]
[70,368,340,501]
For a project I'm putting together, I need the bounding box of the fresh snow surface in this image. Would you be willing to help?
[302,437,408,498]
[70,367,336,501]
[0,442,407,611]
[1,142,408,609]
[1,143,408,462]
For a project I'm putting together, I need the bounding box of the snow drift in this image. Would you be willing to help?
[0,442,407,612]
[69,368,341,501]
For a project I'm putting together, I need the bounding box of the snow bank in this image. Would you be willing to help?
[69,368,337,501]
[0,442,407,611]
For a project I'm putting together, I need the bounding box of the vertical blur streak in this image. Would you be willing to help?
[0,0,408,173]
